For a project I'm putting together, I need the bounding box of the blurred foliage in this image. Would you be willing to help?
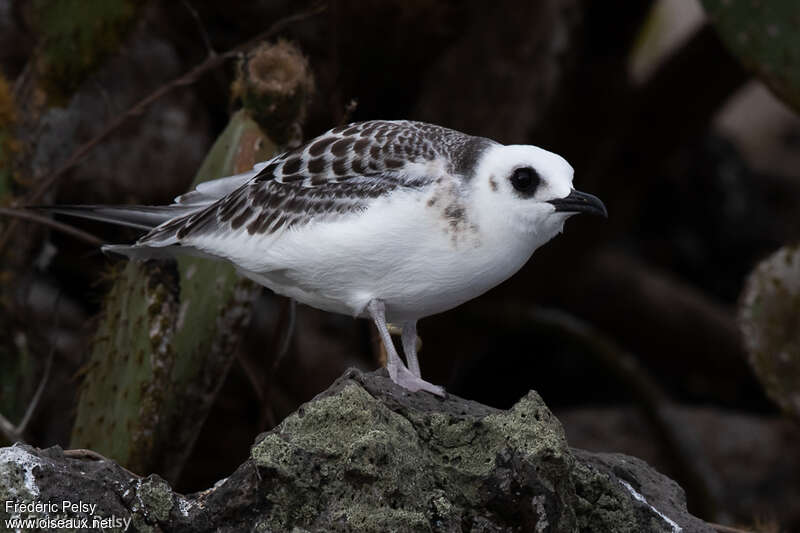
[70,111,276,477]
[0,75,19,201]
[739,244,800,423]
[31,0,142,102]
[702,0,800,113]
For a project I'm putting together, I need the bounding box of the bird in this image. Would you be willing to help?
[45,120,606,396]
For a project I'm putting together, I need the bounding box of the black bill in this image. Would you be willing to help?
[548,189,607,218]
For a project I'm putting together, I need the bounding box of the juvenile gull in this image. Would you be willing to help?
[47,120,607,396]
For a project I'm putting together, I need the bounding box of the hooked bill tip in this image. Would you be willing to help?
[548,189,607,218]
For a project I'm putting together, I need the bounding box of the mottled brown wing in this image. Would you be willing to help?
[139,120,489,244]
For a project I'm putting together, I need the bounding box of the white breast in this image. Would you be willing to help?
[189,179,556,322]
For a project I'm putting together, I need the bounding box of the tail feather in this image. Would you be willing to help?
[101,243,175,259]
[33,204,201,230]
[32,162,273,257]
[102,242,220,262]
[34,163,266,231]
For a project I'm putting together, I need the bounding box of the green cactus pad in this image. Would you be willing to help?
[739,244,800,422]
[71,111,277,477]
[702,1,800,113]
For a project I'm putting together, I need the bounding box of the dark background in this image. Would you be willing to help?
[1,1,799,531]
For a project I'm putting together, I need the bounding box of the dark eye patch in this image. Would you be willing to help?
[509,167,540,196]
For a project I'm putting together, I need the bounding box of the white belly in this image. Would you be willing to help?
[191,188,556,322]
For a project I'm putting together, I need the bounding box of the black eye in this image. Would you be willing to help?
[510,167,540,194]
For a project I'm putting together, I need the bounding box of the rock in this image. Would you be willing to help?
[561,405,800,529]
[0,369,712,532]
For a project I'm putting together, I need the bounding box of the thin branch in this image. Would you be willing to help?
[0,413,18,444]
[0,292,62,444]
[256,297,298,430]
[271,298,296,374]
[237,349,266,405]
[63,449,141,479]
[181,0,216,56]
[0,3,326,256]
[0,207,104,246]
[707,523,756,533]
[16,346,55,436]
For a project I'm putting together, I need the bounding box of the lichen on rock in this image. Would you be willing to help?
[1,369,713,532]
[0,444,42,503]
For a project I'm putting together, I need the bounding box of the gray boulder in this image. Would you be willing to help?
[0,369,712,532]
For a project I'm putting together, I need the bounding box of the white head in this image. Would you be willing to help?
[468,143,606,247]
